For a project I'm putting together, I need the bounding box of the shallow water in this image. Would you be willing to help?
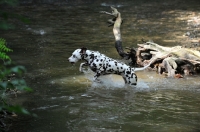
[1,1,200,132]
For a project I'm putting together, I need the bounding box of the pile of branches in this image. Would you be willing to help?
[100,6,200,78]
[129,41,200,78]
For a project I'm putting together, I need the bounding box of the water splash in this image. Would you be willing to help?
[27,27,46,35]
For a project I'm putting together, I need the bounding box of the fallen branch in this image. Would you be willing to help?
[100,6,135,62]
[100,7,200,78]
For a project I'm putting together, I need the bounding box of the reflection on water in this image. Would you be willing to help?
[1,1,200,132]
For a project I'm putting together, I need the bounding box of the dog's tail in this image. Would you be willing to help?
[134,59,155,72]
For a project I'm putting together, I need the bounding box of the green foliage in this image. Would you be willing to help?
[3,105,30,115]
[0,0,19,6]
[0,0,18,30]
[0,0,33,119]
[0,40,32,115]
[0,20,15,30]
[0,62,33,116]
[0,38,12,60]
[0,0,30,30]
[0,62,32,92]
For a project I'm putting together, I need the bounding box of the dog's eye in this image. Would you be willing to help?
[73,55,76,58]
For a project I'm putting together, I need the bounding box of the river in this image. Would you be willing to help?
[1,0,200,132]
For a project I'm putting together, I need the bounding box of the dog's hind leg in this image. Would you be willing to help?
[129,73,137,86]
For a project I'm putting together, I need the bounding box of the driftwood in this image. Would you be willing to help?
[100,7,200,78]
[137,41,200,77]
[100,7,135,62]
[100,6,144,66]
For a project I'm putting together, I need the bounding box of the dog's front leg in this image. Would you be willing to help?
[79,63,88,72]
[93,72,102,83]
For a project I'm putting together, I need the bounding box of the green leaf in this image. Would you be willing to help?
[22,87,33,92]
[3,105,30,115]
[0,21,15,30]
[10,66,26,75]
[0,38,13,60]
[0,82,8,90]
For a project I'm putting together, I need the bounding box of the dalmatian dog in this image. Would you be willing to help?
[68,47,153,86]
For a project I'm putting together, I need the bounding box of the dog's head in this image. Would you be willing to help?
[68,47,87,64]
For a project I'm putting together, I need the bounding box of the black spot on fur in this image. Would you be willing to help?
[109,69,113,72]
[131,73,133,78]
[90,54,94,59]
[91,68,97,72]
[131,83,137,85]
[93,63,97,67]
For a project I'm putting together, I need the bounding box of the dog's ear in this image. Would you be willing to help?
[80,47,87,54]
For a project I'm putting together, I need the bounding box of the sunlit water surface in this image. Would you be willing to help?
[1,1,200,132]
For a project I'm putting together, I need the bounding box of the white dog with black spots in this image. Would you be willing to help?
[68,47,153,86]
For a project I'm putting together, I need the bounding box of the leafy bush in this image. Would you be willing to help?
[0,0,30,30]
[0,38,32,115]
[0,1,34,130]
[0,38,12,60]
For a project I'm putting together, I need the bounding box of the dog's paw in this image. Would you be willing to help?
[94,79,102,83]
[79,68,87,73]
